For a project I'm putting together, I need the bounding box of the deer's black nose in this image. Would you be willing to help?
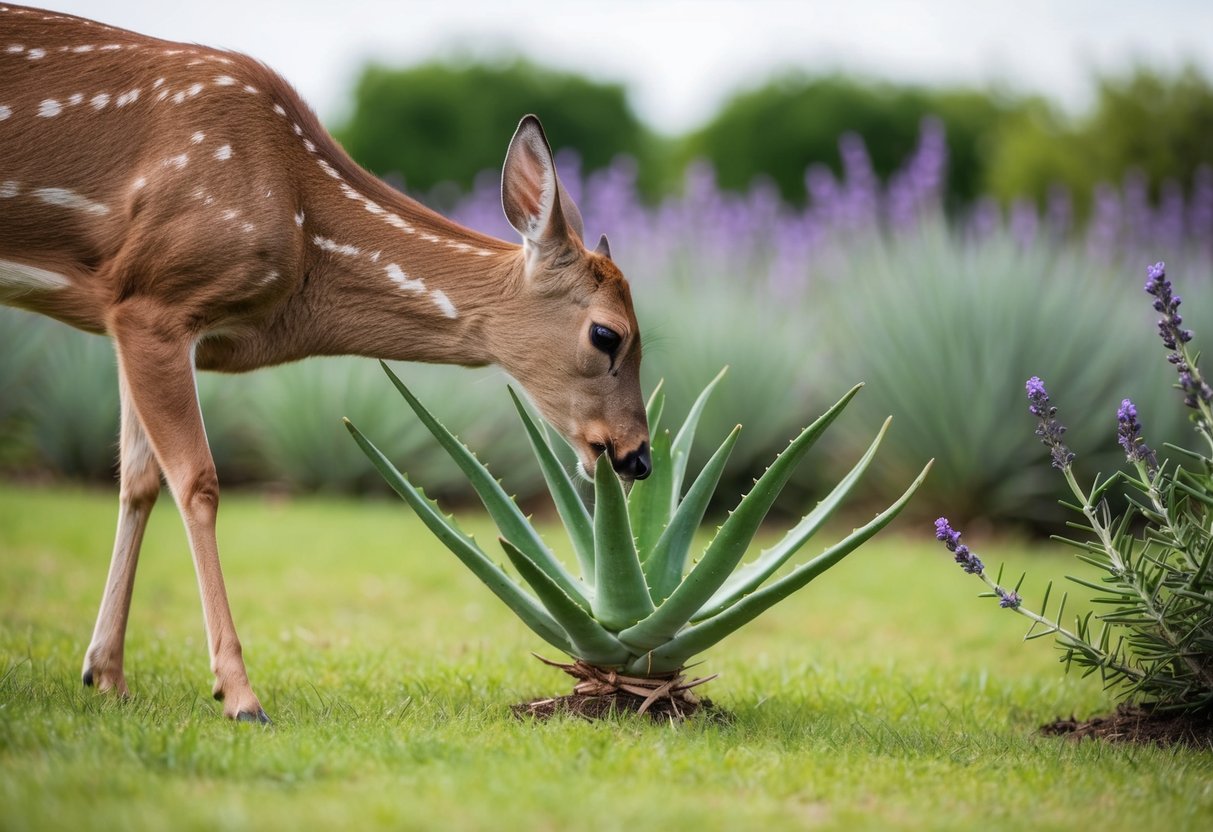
[613,442,651,480]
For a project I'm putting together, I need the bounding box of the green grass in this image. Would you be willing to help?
[1,484,1211,831]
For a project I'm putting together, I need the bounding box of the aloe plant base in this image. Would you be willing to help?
[511,656,723,723]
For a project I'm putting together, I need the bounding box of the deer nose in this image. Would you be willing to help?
[612,442,651,480]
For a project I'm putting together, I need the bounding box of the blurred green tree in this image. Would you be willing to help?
[680,73,1023,204]
[333,59,655,196]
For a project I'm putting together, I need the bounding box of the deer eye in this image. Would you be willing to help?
[589,324,622,355]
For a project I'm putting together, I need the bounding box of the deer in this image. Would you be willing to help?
[0,4,651,723]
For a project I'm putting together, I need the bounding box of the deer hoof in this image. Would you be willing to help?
[236,708,272,725]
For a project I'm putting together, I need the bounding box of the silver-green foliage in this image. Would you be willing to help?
[345,362,931,675]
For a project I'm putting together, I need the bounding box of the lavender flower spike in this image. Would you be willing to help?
[1025,376,1075,469]
[1144,261,1213,410]
[996,587,1022,609]
[1117,398,1158,473]
[934,517,984,575]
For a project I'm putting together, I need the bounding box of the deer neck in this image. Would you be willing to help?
[292,170,524,368]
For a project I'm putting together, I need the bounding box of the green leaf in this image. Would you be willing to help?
[628,460,933,674]
[694,416,891,621]
[628,429,673,562]
[343,418,574,655]
[644,425,742,604]
[670,366,728,510]
[591,458,656,630]
[498,539,631,667]
[620,383,863,651]
[377,362,589,611]
[645,379,666,436]
[507,387,595,587]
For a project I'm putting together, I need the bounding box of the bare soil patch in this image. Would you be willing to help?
[1041,704,1213,748]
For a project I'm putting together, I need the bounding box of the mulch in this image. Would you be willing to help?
[1041,704,1213,749]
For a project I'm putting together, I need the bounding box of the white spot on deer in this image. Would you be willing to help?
[260,270,279,285]
[156,89,170,102]
[214,75,236,86]
[294,210,305,227]
[32,187,110,215]
[38,99,61,117]
[272,104,286,117]
[214,144,232,161]
[131,176,147,191]
[172,91,186,104]
[26,47,45,60]
[243,85,258,94]
[241,221,255,233]
[0,259,72,294]
[67,93,83,107]
[385,263,425,294]
[430,291,457,319]
[163,49,184,56]
[187,59,204,67]
[191,131,205,144]
[152,78,165,89]
[163,153,189,170]
[420,233,440,243]
[339,183,361,202]
[115,89,139,107]
[313,235,362,257]
[303,139,316,153]
[0,181,18,198]
[221,208,240,221]
[99,44,122,52]
[317,159,341,180]
[364,201,385,216]
[386,213,414,233]
[0,105,11,120]
[90,93,110,110]
[292,123,303,136]
[72,44,95,53]
[5,44,24,54]
[185,82,204,98]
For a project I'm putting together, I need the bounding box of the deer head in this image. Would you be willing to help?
[492,116,650,480]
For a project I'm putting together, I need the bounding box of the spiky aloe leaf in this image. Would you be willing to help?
[644,425,742,604]
[694,417,892,620]
[498,539,631,666]
[627,429,674,561]
[343,418,574,655]
[669,366,728,510]
[507,387,594,587]
[378,362,589,611]
[592,456,656,630]
[627,460,934,674]
[645,379,666,436]
[619,384,863,651]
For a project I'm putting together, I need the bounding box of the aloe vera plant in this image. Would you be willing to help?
[345,362,931,687]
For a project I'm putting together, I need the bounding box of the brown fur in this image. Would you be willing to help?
[0,4,647,720]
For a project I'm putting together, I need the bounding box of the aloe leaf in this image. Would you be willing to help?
[628,460,934,674]
[670,366,728,509]
[628,429,674,562]
[507,387,595,587]
[499,539,631,667]
[645,379,666,436]
[344,418,574,655]
[644,425,742,604]
[377,362,589,610]
[694,416,891,620]
[591,456,656,630]
[619,383,863,651]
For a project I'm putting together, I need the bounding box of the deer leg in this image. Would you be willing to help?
[81,371,161,696]
[109,305,268,723]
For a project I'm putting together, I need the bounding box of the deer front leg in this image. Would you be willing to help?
[110,304,269,723]
[82,371,161,696]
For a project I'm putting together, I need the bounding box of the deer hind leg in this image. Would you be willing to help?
[82,371,161,696]
[109,302,268,723]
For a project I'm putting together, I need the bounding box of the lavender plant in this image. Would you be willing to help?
[935,263,1213,712]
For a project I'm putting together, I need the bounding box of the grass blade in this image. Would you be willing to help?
[592,458,656,629]
[620,384,863,650]
[630,460,933,673]
[343,418,573,655]
[507,387,595,587]
[378,362,589,610]
[694,416,891,620]
[644,425,742,604]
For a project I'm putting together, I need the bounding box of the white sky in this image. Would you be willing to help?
[28,1,1213,133]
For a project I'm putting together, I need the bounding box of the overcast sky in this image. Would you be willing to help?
[30,1,1213,133]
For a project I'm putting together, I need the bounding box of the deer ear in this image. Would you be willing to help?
[501,115,582,249]
[594,234,611,259]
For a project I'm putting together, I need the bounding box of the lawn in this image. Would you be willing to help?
[1,483,1210,831]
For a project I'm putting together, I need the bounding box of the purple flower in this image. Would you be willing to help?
[1144,262,1213,409]
[1117,398,1158,473]
[934,517,984,575]
[997,588,1022,609]
[1025,377,1075,469]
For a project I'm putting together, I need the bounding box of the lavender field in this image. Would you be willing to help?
[3,122,1212,524]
